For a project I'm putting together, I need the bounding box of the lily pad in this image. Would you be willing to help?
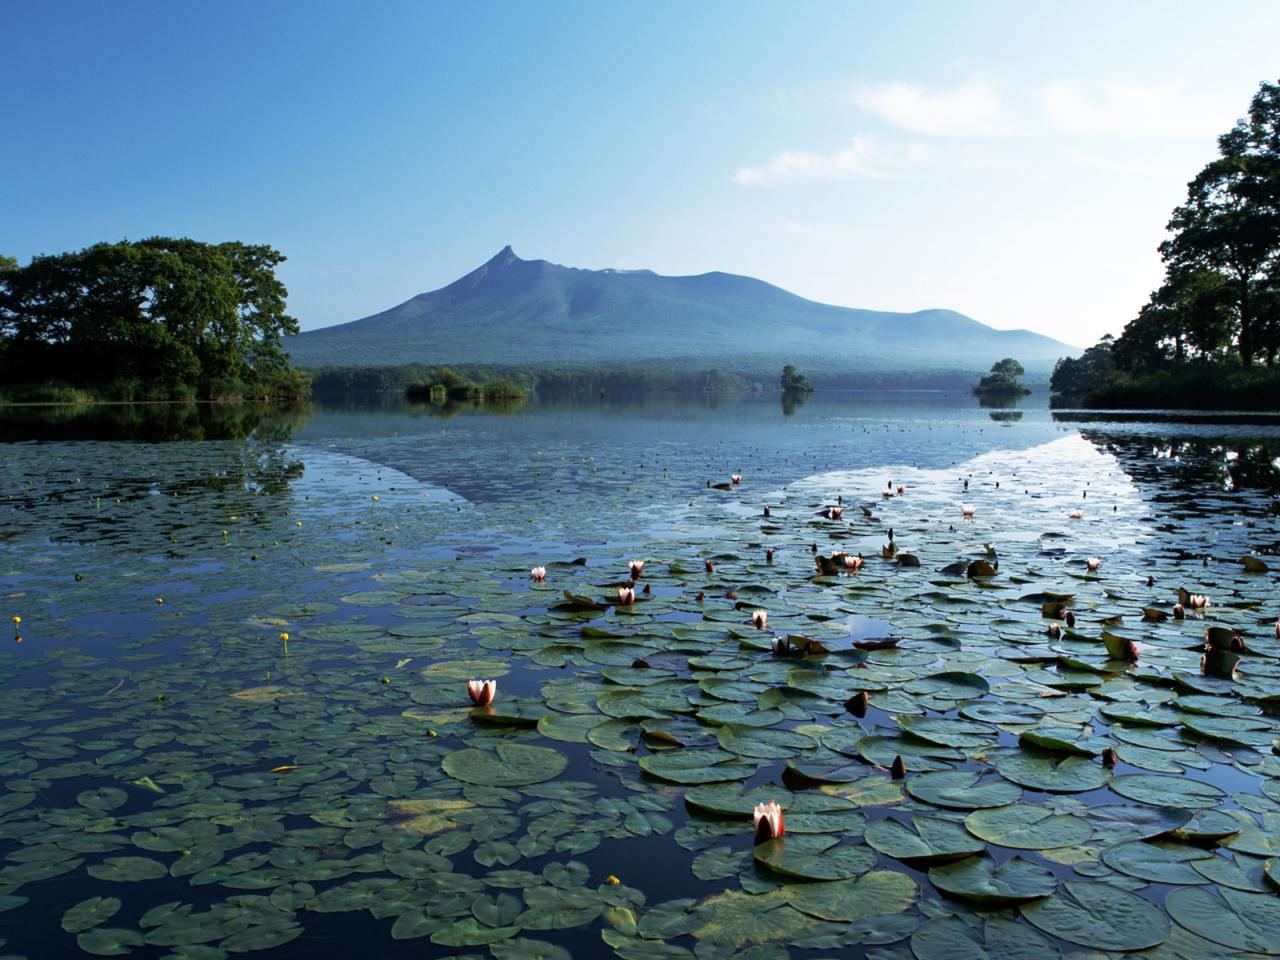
[442,742,568,786]
[928,854,1056,907]
[1021,880,1169,951]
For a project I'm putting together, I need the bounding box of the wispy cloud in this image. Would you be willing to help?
[734,135,995,186]
[1038,82,1228,137]
[852,78,1009,137]
[734,135,886,185]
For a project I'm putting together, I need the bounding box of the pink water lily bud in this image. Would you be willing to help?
[1123,639,1141,662]
[1064,610,1077,628]
[1068,509,1084,520]
[844,554,863,572]
[467,679,496,706]
[896,484,905,495]
[771,635,790,657]
[1047,623,1061,639]
[765,548,775,563]
[1173,603,1185,619]
[617,586,635,606]
[829,505,844,520]
[751,609,768,629]
[628,559,645,579]
[1102,747,1117,767]
[530,566,547,582]
[730,474,742,485]
[705,560,715,574]
[753,800,785,843]
[961,504,976,519]
[1086,557,1100,572]
[763,505,771,517]
[1189,594,1210,609]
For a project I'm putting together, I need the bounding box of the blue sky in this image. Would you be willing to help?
[2,1,1279,346]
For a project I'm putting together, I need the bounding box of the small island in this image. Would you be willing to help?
[780,364,814,395]
[972,358,1031,398]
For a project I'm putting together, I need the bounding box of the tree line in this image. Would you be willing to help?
[1053,79,1280,405]
[0,238,308,401]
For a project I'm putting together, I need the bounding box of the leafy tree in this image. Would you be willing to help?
[0,238,304,399]
[1050,337,1116,401]
[1157,79,1280,366]
[973,357,1028,395]
[780,364,813,393]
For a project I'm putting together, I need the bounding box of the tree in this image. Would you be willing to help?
[973,358,1029,395]
[1050,337,1116,402]
[780,364,813,393]
[0,237,304,398]
[1158,79,1280,366]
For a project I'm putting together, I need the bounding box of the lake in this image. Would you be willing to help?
[1,391,1278,960]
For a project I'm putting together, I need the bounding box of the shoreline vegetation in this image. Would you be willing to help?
[1052,79,1280,411]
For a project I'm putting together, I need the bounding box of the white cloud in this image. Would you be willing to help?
[734,135,995,186]
[734,135,886,185]
[852,78,1009,137]
[1039,82,1229,137]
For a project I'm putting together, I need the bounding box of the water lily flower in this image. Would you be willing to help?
[617,586,635,606]
[530,566,547,582]
[771,635,790,657]
[882,489,892,500]
[1064,610,1077,628]
[1173,603,1186,619]
[763,505,771,517]
[765,548,775,562]
[731,474,742,485]
[629,559,645,579]
[751,609,768,629]
[753,800,785,843]
[1122,638,1141,661]
[829,505,844,520]
[1189,593,1210,609]
[1086,557,1100,572]
[896,484,905,495]
[1068,509,1084,520]
[705,560,715,573]
[961,505,976,519]
[466,679,496,706]
[844,554,863,572]
[1102,747,1117,767]
[1047,623,1061,639]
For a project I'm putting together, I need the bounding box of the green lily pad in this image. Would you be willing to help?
[753,833,876,880]
[1021,880,1169,951]
[62,896,123,934]
[991,749,1108,793]
[964,804,1091,850]
[911,915,1060,960]
[928,854,1056,907]
[76,927,146,956]
[906,770,1021,810]
[639,749,757,784]
[786,870,917,922]
[1101,840,1214,884]
[863,814,985,867]
[1165,886,1280,953]
[1109,774,1225,809]
[442,742,568,786]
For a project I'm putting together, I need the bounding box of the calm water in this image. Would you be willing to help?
[1,392,1278,960]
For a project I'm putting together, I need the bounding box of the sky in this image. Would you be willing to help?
[3,1,1279,348]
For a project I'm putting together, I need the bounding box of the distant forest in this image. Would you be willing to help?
[0,239,309,402]
[1052,79,1280,408]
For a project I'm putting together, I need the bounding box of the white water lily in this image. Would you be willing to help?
[753,800,785,843]
[466,679,496,706]
[751,609,768,629]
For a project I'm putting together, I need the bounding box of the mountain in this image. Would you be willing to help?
[286,246,1076,375]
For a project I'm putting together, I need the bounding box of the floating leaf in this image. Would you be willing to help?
[1021,880,1169,951]
[906,771,1021,810]
[928,854,1056,907]
[442,742,567,786]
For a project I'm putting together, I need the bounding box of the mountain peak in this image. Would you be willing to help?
[486,245,520,268]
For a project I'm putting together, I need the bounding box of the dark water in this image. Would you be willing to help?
[1,392,1278,960]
